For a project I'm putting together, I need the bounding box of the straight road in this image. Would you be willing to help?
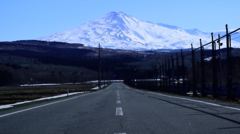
[0,83,240,134]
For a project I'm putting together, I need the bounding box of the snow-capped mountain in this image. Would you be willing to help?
[40,12,239,50]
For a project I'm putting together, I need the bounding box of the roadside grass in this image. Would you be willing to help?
[0,91,87,111]
[0,84,96,105]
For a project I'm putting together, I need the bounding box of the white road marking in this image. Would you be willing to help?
[117,90,120,97]
[116,100,121,104]
[0,96,78,118]
[148,91,240,111]
[114,133,126,134]
[116,107,123,116]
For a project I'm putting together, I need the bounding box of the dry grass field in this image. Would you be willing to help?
[0,84,96,105]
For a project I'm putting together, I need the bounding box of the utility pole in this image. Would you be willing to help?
[171,56,175,92]
[168,58,171,92]
[159,62,162,91]
[200,39,206,97]
[212,33,218,98]
[163,61,166,91]
[176,53,179,93]
[191,44,197,96]
[98,43,101,90]
[226,24,232,99]
[181,49,185,94]
[218,34,223,87]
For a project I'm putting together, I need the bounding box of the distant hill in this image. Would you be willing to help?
[0,40,172,85]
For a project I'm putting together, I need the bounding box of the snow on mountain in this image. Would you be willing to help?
[40,12,240,50]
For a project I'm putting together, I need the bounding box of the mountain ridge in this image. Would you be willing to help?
[40,11,239,50]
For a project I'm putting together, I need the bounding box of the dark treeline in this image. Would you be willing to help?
[0,41,146,85]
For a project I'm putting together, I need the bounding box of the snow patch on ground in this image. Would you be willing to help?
[20,83,81,87]
[91,84,107,90]
[0,92,85,109]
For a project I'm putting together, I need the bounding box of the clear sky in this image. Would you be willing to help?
[0,0,239,41]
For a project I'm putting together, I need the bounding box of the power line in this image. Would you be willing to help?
[230,30,240,36]
[232,35,240,40]
[231,31,240,36]
[159,27,240,64]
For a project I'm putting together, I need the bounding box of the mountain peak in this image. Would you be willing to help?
[107,11,119,17]
[107,11,129,16]
[103,11,132,23]
[39,12,240,50]
[100,12,125,24]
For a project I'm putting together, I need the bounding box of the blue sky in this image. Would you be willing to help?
[0,0,239,41]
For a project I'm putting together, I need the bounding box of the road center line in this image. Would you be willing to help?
[116,100,121,104]
[117,90,120,97]
[116,107,123,116]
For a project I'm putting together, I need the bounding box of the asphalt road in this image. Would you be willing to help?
[0,83,240,134]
